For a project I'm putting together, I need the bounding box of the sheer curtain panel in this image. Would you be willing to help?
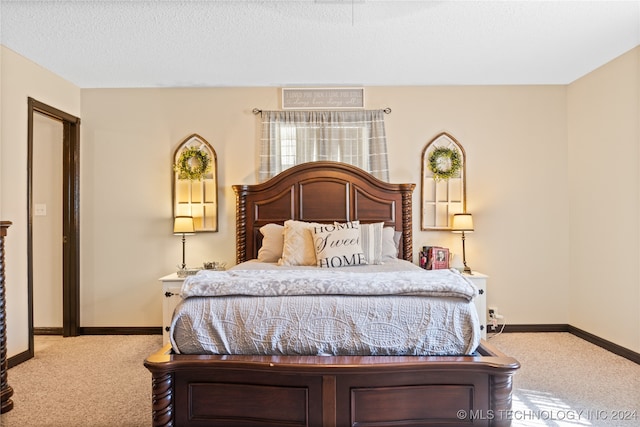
[259,110,390,182]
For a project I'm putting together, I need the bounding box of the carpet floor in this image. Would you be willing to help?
[490,332,640,427]
[0,332,638,426]
[0,335,161,427]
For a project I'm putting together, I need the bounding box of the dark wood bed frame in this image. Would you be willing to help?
[145,161,519,427]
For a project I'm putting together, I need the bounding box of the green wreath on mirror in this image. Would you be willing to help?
[428,147,461,181]
[174,147,211,180]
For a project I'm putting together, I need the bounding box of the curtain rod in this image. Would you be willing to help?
[252,107,391,115]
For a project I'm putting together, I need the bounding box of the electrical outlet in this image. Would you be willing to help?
[488,307,505,332]
[488,307,497,318]
[488,307,498,332]
[491,317,498,328]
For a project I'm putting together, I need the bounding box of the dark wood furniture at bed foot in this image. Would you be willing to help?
[145,340,519,427]
[0,221,14,413]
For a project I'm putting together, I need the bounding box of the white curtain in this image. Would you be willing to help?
[259,109,390,182]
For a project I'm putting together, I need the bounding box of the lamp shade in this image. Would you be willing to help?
[451,213,474,232]
[173,216,195,234]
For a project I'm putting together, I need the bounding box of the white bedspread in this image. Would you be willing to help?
[171,260,481,356]
[180,262,477,301]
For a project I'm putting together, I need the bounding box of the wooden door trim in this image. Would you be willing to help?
[27,97,81,351]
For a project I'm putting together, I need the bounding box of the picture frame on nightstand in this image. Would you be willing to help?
[419,246,450,270]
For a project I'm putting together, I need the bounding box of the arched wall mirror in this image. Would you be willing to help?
[173,134,218,232]
[421,132,467,230]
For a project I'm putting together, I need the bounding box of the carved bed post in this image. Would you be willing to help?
[0,221,14,413]
[401,187,414,262]
[150,371,174,427]
[491,371,516,427]
[234,187,248,264]
[145,345,175,427]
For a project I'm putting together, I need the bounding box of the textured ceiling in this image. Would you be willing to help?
[1,0,639,88]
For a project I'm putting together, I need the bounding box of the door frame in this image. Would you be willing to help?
[27,98,81,350]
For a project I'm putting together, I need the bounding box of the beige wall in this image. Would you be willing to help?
[568,46,640,353]
[0,46,81,357]
[79,85,570,331]
[2,43,639,358]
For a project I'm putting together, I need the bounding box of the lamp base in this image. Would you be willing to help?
[459,231,472,275]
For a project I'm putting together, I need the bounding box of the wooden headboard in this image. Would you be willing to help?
[232,161,416,264]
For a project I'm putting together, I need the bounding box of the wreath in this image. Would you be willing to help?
[428,147,461,181]
[174,147,211,180]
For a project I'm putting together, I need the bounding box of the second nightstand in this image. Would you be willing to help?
[159,273,185,344]
[464,272,487,340]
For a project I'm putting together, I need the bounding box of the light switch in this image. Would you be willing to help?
[35,204,47,216]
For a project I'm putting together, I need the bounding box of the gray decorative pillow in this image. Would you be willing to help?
[311,221,367,268]
[381,227,401,261]
[358,222,384,264]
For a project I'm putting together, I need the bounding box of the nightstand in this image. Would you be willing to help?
[159,273,185,344]
[464,272,487,340]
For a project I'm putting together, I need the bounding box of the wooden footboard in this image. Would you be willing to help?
[145,340,519,427]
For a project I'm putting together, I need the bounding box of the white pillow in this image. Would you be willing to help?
[358,222,384,264]
[278,220,320,266]
[257,223,284,263]
[381,227,401,261]
[311,221,367,268]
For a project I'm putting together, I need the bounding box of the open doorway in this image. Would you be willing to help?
[32,112,64,335]
[27,98,80,359]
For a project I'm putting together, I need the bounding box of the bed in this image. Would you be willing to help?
[145,161,519,427]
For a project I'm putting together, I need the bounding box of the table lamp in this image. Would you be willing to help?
[173,216,194,270]
[451,213,474,274]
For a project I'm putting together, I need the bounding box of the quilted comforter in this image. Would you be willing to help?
[171,260,481,356]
